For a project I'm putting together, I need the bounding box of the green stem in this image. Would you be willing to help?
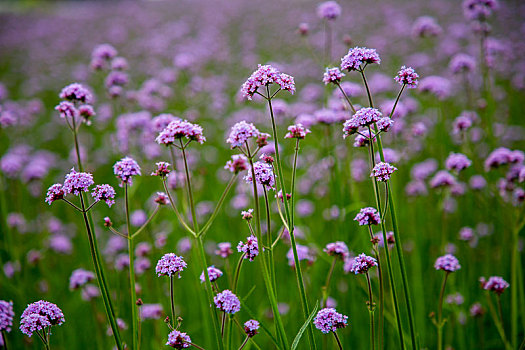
[263,188,276,290]
[485,293,512,350]
[333,331,343,350]
[198,174,237,237]
[162,179,196,235]
[2,331,8,350]
[437,272,449,350]
[170,276,176,328]
[125,184,139,350]
[131,205,160,239]
[335,82,356,113]
[366,272,375,350]
[180,140,199,232]
[389,84,406,118]
[322,258,337,307]
[232,253,245,293]
[238,336,249,350]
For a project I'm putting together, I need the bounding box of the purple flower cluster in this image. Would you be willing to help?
[446,153,472,173]
[166,330,191,349]
[156,120,206,145]
[450,54,476,74]
[45,184,65,205]
[341,47,381,72]
[452,114,474,134]
[411,16,443,37]
[63,168,94,195]
[430,171,456,188]
[214,290,241,314]
[69,269,95,290]
[155,253,187,278]
[59,83,93,104]
[394,66,419,88]
[354,207,381,226]
[480,276,509,294]
[244,161,275,189]
[55,101,78,119]
[237,235,259,261]
[113,157,141,186]
[317,1,341,20]
[371,162,397,182]
[200,266,223,283]
[216,242,233,258]
[151,162,171,177]
[244,319,260,337]
[91,184,116,207]
[154,192,170,205]
[241,64,296,100]
[463,0,499,20]
[349,253,378,274]
[484,147,523,171]
[0,300,14,332]
[313,308,348,334]
[287,244,315,267]
[226,121,260,148]
[140,304,163,320]
[285,124,311,139]
[323,67,345,85]
[225,155,249,174]
[434,254,461,272]
[324,241,349,259]
[20,300,65,337]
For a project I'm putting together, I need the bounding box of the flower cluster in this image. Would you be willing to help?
[317,1,341,20]
[394,66,419,88]
[156,120,206,145]
[446,153,472,173]
[45,184,65,204]
[342,108,389,138]
[341,47,381,72]
[313,308,348,334]
[480,276,509,294]
[371,162,397,182]
[63,169,94,195]
[349,253,378,274]
[225,154,249,174]
[166,330,191,349]
[69,269,95,290]
[354,207,381,226]
[113,157,141,186]
[430,171,456,188]
[244,161,276,189]
[155,253,187,278]
[323,67,345,85]
[0,300,14,332]
[59,83,93,104]
[216,242,233,258]
[324,241,349,259]
[20,300,65,337]
[284,123,311,139]
[434,254,461,272]
[226,121,260,148]
[241,64,295,100]
[154,192,170,205]
[241,209,254,221]
[91,184,116,207]
[200,266,223,283]
[214,290,241,314]
[244,319,260,337]
[151,162,171,177]
[463,0,499,20]
[237,235,259,261]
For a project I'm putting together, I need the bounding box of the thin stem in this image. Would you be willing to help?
[389,84,406,118]
[109,226,129,239]
[131,205,160,239]
[232,253,245,293]
[335,82,357,113]
[162,179,195,235]
[198,175,238,237]
[125,184,139,350]
[170,276,176,328]
[290,139,300,234]
[221,312,226,337]
[185,341,207,350]
[71,118,83,172]
[360,69,374,108]
[2,331,8,350]
[180,140,199,232]
[437,272,449,350]
[485,293,512,350]
[263,188,276,290]
[238,336,249,350]
[333,331,343,350]
[366,272,375,350]
[61,198,83,212]
[322,258,337,307]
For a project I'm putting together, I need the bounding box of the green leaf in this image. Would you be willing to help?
[291,301,319,350]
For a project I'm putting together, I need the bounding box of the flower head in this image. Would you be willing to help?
[59,83,93,104]
[395,66,419,88]
[200,266,223,283]
[91,184,116,207]
[155,253,187,278]
[244,161,276,189]
[434,254,461,272]
[446,153,472,173]
[285,124,311,139]
[216,242,233,258]
[241,65,295,100]
[463,0,499,20]
[354,207,381,226]
[241,209,254,221]
[63,169,94,195]
[151,162,171,177]
[317,1,341,20]
[55,101,78,119]
[350,253,378,274]
[69,269,95,290]
[45,184,65,205]
[20,300,65,337]
[214,290,241,314]
[226,121,260,148]
[324,242,349,259]
[113,157,141,186]
[480,276,509,294]
[450,54,476,74]
[313,308,348,334]
[371,162,397,182]
[286,244,315,267]
[0,300,14,332]
[237,235,259,261]
[225,155,249,174]
[323,67,345,85]
[154,192,170,205]
[244,319,260,337]
[377,117,394,132]
[341,47,381,72]
[156,120,206,145]
[166,330,191,349]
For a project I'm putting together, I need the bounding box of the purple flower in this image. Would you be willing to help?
[156,120,206,145]
[434,254,461,272]
[341,47,381,72]
[470,303,485,317]
[411,16,442,38]
[349,253,378,274]
[353,130,376,147]
[469,175,487,190]
[59,83,93,104]
[394,66,419,88]
[0,300,14,332]
[371,162,397,182]
[458,227,475,241]
[166,330,191,349]
[151,162,171,177]
[350,108,382,129]
[480,276,509,294]
[200,266,223,283]
[324,242,349,259]
[69,269,95,290]
[225,155,249,174]
[241,64,295,100]
[419,76,451,100]
[140,304,163,320]
[216,242,233,258]
[55,101,78,119]
[313,308,348,334]
[214,290,241,314]
[446,153,472,173]
[354,207,381,226]
[226,121,260,148]
[430,171,456,188]
[244,161,275,189]
[113,157,141,186]
[91,184,116,207]
[244,319,260,337]
[323,67,345,85]
[154,192,170,205]
[78,105,95,124]
[317,1,341,20]
[45,184,65,205]
[463,0,499,20]
[237,235,259,261]
[63,169,94,195]
[452,114,473,134]
[287,244,315,267]
[377,117,394,132]
[155,253,187,278]
[20,300,65,337]
[484,147,518,171]
[285,124,311,139]
[450,54,476,74]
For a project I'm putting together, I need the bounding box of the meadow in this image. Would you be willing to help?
[0,0,524,349]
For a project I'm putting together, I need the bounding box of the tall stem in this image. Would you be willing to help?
[125,184,139,350]
[366,272,375,350]
[437,272,449,350]
[180,141,199,232]
[263,188,276,289]
[322,258,337,307]
[333,331,343,350]
[1,331,8,350]
[170,276,176,328]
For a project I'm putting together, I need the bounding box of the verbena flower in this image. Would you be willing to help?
[341,47,381,72]
[216,242,233,258]
[200,266,223,283]
[395,66,419,88]
[214,290,241,314]
[155,253,187,278]
[313,308,348,334]
[140,304,163,320]
[225,155,249,174]
[434,254,461,272]
[237,235,259,261]
[354,207,381,226]
[226,121,260,148]
[151,162,171,177]
[324,242,349,259]
[317,1,341,20]
[349,253,378,274]
[113,157,141,187]
[244,161,275,189]
[430,171,457,188]
[241,209,254,221]
[156,120,206,145]
[154,192,170,205]
[452,114,473,134]
[166,329,191,349]
[419,76,451,100]
[241,64,295,100]
[45,184,65,205]
[287,244,315,267]
[480,276,509,294]
[63,169,94,195]
[285,123,311,139]
[377,117,394,131]
[69,269,95,290]
[463,0,499,20]
[450,53,476,74]
[470,303,485,317]
[446,153,472,173]
[323,67,345,85]
[371,162,397,182]
[411,16,443,37]
[91,184,116,207]
[55,101,78,119]
[20,300,65,337]
[59,83,93,104]
[0,300,14,332]
[244,319,260,337]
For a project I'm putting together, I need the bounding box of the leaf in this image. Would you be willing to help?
[291,302,319,350]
